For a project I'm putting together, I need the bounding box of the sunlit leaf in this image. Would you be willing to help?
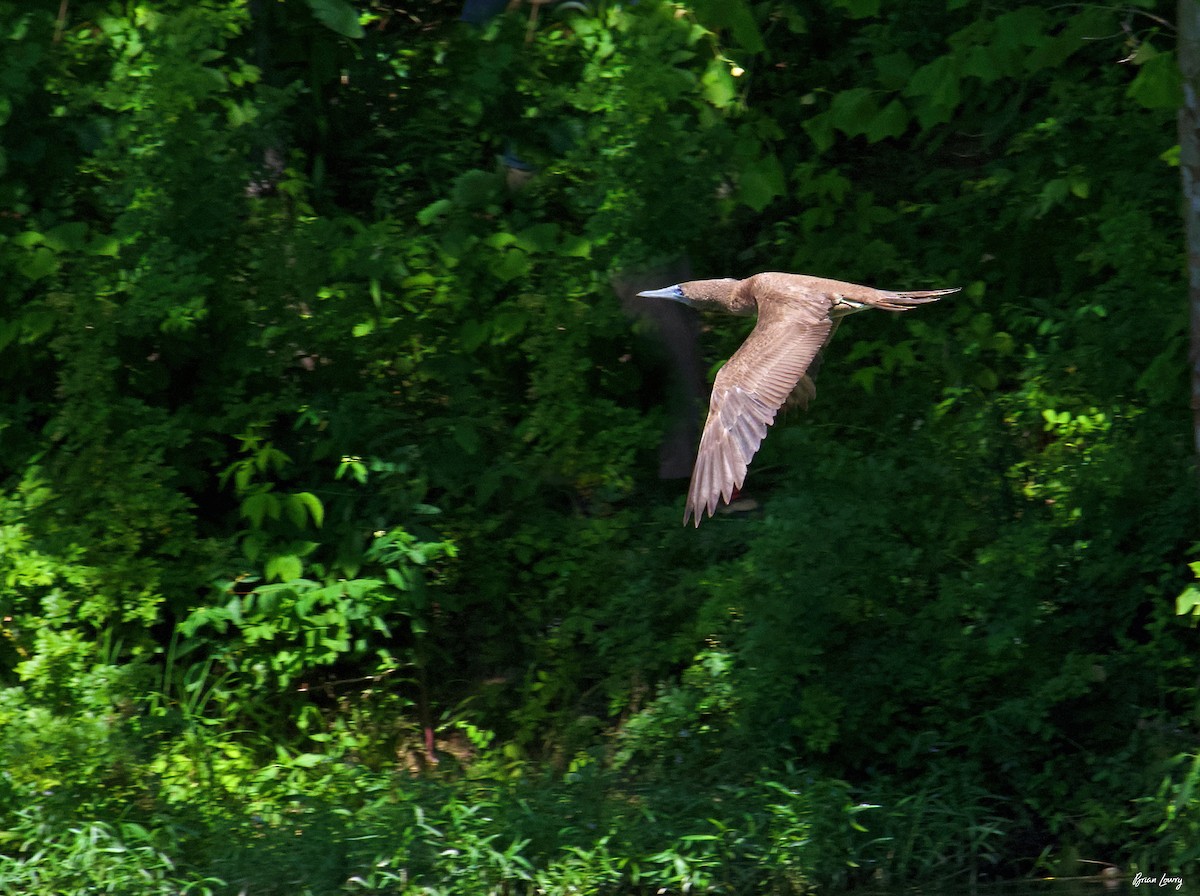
[304,0,364,39]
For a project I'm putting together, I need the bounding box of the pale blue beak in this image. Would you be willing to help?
[636,285,689,305]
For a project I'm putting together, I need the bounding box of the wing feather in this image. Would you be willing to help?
[685,311,836,526]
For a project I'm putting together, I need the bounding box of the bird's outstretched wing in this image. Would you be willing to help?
[685,309,835,526]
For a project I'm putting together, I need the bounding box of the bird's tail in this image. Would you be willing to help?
[874,286,960,311]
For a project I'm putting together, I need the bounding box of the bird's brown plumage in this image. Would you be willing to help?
[638,272,958,526]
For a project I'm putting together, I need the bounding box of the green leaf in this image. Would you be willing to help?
[241,491,280,528]
[693,0,764,52]
[904,56,961,127]
[491,309,528,343]
[451,169,501,209]
[17,247,57,281]
[493,250,530,281]
[961,45,1002,83]
[992,7,1048,58]
[266,554,303,582]
[1177,585,1200,617]
[802,111,835,152]
[304,0,364,39]
[484,232,518,250]
[560,235,591,258]
[43,222,87,251]
[830,88,879,137]
[874,52,914,90]
[866,99,909,142]
[738,153,785,211]
[11,230,43,248]
[417,198,452,226]
[702,61,736,108]
[1127,51,1182,110]
[454,422,480,455]
[461,319,490,352]
[292,492,325,528]
[514,223,559,253]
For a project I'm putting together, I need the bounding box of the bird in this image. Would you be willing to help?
[638,272,958,527]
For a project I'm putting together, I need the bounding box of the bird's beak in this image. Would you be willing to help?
[636,285,690,305]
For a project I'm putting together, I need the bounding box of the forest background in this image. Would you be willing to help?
[2,0,1199,893]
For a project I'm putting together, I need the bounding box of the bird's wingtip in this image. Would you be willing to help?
[876,286,960,310]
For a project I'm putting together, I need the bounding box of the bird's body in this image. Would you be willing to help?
[638,272,958,526]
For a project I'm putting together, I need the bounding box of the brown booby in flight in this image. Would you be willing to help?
[638,272,958,526]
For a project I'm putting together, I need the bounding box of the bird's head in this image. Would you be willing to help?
[637,279,737,311]
[636,283,690,305]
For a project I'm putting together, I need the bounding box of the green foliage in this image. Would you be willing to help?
[1131,752,1200,870]
[0,811,219,896]
[0,0,1196,891]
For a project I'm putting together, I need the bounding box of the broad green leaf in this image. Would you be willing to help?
[304,0,364,39]
[17,247,56,280]
[780,9,807,33]
[44,222,87,251]
[454,422,480,455]
[492,250,530,281]
[18,310,55,343]
[491,309,528,343]
[484,231,518,250]
[866,99,909,142]
[266,553,303,583]
[1026,8,1112,71]
[451,169,501,209]
[1036,178,1070,214]
[874,52,914,90]
[560,235,591,258]
[974,367,998,390]
[284,496,307,530]
[241,491,280,528]
[293,492,325,528]
[830,88,879,137]
[417,198,452,225]
[515,223,559,253]
[693,0,764,52]
[87,234,120,256]
[1177,585,1200,617]
[992,7,1048,63]
[461,319,490,352]
[1127,51,1182,110]
[905,56,962,127]
[702,62,736,107]
[738,153,785,212]
[11,231,43,248]
[962,45,1002,83]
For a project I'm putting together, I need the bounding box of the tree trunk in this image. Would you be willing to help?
[1180,0,1200,455]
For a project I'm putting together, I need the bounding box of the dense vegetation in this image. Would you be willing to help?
[1,0,1198,892]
